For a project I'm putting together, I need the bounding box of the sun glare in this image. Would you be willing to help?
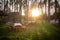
[32,8,40,17]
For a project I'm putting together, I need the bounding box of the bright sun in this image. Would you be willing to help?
[32,8,40,17]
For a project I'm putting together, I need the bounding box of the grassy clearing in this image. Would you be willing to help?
[0,21,60,40]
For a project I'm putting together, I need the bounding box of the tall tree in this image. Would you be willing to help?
[19,0,22,23]
[23,0,28,23]
[43,0,47,20]
[55,0,57,14]
[54,0,58,20]
[39,0,44,14]
[48,0,51,21]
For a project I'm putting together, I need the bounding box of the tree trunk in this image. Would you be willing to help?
[55,0,57,21]
[24,0,28,23]
[19,0,22,23]
[48,0,50,21]
[4,0,5,13]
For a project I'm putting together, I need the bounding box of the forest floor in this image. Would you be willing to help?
[0,21,60,40]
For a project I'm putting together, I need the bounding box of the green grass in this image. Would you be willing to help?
[0,21,60,40]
